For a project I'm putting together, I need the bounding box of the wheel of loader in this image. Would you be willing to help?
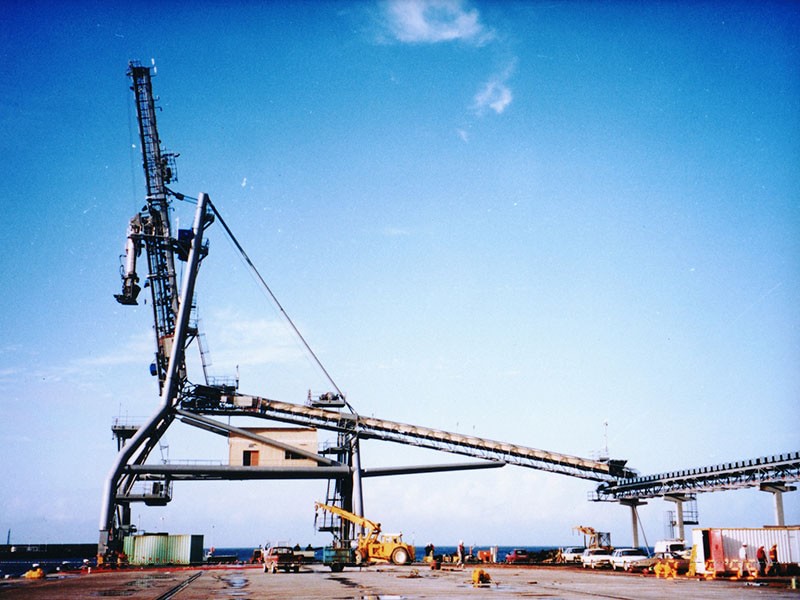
[391,547,409,565]
[330,563,344,572]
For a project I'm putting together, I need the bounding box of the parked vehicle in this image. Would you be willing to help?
[505,549,532,564]
[629,551,690,574]
[263,546,303,573]
[581,548,612,569]
[314,502,415,570]
[560,546,586,563]
[654,539,689,557]
[610,548,649,571]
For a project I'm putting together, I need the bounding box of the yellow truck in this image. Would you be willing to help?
[314,502,415,570]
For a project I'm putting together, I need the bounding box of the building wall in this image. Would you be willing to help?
[228,427,318,467]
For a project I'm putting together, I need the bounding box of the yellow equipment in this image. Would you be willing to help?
[573,525,610,549]
[314,502,415,565]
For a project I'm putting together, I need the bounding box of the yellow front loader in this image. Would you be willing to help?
[315,501,415,566]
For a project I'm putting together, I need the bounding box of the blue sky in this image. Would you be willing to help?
[1,0,798,548]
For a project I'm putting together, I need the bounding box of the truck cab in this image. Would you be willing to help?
[654,539,689,557]
[263,546,302,573]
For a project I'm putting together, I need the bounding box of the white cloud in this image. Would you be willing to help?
[205,309,307,367]
[473,62,515,115]
[383,0,493,44]
[382,226,412,237]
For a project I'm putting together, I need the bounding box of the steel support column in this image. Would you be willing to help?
[664,494,689,540]
[620,499,645,548]
[760,483,796,526]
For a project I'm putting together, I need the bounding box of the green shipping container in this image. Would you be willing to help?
[123,534,204,565]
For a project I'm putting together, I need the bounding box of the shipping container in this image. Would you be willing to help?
[691,527,800,575]
[123,534,204,565]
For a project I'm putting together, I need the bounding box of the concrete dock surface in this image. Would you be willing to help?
[1,564,797,599]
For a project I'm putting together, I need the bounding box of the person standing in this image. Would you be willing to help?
[756,545,767,576]
[738,543,750,577]
[457,540,465,566]
[768,544,780,576]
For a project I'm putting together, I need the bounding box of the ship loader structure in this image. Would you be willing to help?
[100,61,799,566]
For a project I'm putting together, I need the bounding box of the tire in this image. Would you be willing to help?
[293,566,300,573]
[330,563,344,573]
[391,547,409,565]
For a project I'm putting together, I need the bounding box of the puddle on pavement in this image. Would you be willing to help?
[213,574,249,598]
[223,575,248,589]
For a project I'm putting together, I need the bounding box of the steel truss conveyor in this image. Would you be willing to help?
[177,393,638,483]
[592,452,800,500]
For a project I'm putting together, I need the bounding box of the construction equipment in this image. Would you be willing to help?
[573,525,611,549]
[314,502,415,569]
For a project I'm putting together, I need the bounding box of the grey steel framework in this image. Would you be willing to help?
[593,452,800,500]
[104,61,798,562]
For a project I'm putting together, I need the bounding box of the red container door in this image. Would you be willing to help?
[708,529,726,574]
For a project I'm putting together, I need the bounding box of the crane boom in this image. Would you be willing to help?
[315,501,380,536]
[115,61,183,390]
[102,61,212,564]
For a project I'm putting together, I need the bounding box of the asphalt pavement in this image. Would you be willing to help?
[1,563,797,599]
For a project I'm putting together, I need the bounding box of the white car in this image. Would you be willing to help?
[610,548,650,571]
[581,547,612,569]
[560,546,586,563]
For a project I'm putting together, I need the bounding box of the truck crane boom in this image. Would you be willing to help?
[315,501,381,539]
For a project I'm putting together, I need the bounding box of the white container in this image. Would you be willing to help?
[691,527,800,575]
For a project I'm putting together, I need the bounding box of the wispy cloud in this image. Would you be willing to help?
[206,309,307,367]
[383,0,493,45]
[472,61,516,115]
[381,226,412,237]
